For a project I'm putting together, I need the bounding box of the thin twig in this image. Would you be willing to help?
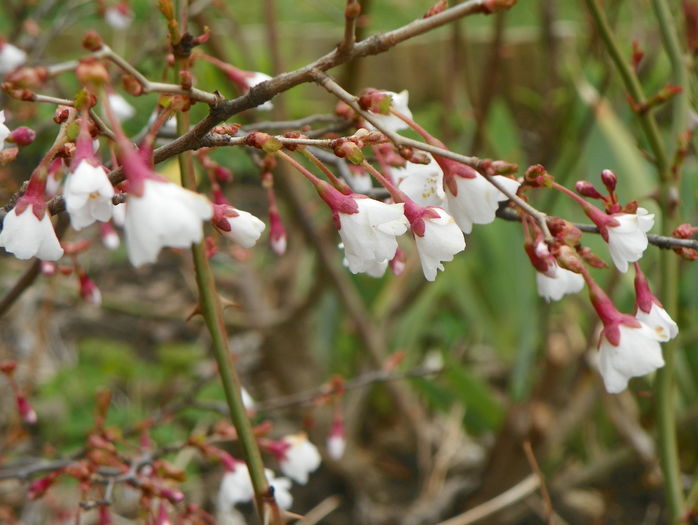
[522,441,554,525]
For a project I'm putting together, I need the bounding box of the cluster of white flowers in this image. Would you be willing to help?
[216,434,321,522]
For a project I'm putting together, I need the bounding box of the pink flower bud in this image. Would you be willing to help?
[7,126,36,146]
[600,169,617,192]
[575,180,604,199]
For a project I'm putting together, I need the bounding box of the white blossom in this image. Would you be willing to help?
[0,42,26,74]
[413,208,465,281]
[445,173,520,234]
[327,434,346,461]
[217,465,254,511]
[246,72,273,110]
[536,262,585,302]
[636,303,678,342]
[338,198,409,274]
[124,179,212,267]
[597,322,664,394]
[395,155,445,207]
[219,209,265,248]
[0,110,11,146]
[606,208,654,273]
[0,207,63,260]
[279,433,321,485]
[64,160,114,230]
[266,470,293,510]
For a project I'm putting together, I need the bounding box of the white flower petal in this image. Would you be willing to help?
[0,43,27,74]
[414,208,465,281]
[280,434,321,485]
[221,210,265,248]
[636,303,678,342]
[536,263,584,302]
[446,174,520,234]
[606,209,654,273]
[124,179,212,267]
[0,207,63,261]
[597,323,664,394]
[64,160,114,230]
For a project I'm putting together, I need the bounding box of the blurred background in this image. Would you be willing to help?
[0,1,697,524]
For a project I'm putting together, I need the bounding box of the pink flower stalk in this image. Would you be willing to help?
[585,271,664,393]
[64,115,114,230]
[633,263,678,342]
[0,173,64,260]
[404,200,465,281]
[263,174,287,255]
[154,501,172,525]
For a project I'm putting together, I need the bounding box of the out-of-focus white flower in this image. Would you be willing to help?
[245,72,274,111]
[265,470,293,510]
[606,208,654,273]
[536,262,585,302]
[409,206,465,281]
[105,3,133,29]
[112,202,126,227]
[78,273,102,306]
[337,197,409,274]
[213,205,265,248]
[278,433,321,485]
[0,110,11,145]
[394,155,445,207]
[0,42,27,75]
[364,90,413,135]
[597,321,664,394]
[326,415,346,461]
[106,93,136,121]
[445,171,520,234]
[345,165,373,193]
[217,464,254,510]
[101,222,120,250]
[241,387,255,412]
[124,179,212,267]
[64,160,114,230]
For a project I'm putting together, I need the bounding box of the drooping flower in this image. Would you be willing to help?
[404,202,465,281]
[536,263,585,302]
[336,197,409,275]
[213,205,266,248]
[100,222,120,250]
[394,155,445,207]
[0,41,27,75]
[64,117,114,230]
[526,239,584,302]
[605,209,654,273]
[276,434,321,485]
[586,269,664,393]
[633,264,678,342]
[598,321,664,394]
[116,137,212,267]
[78,272,102,306]
[125,179,212,266]
[217,462,254,510]
[441,161,520,234]
[0,176,63,261]
[326,413,346,461]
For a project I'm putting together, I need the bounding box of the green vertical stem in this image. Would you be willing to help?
[652,0,688,521]
[585,0,686,520]
[173,1,269,516]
